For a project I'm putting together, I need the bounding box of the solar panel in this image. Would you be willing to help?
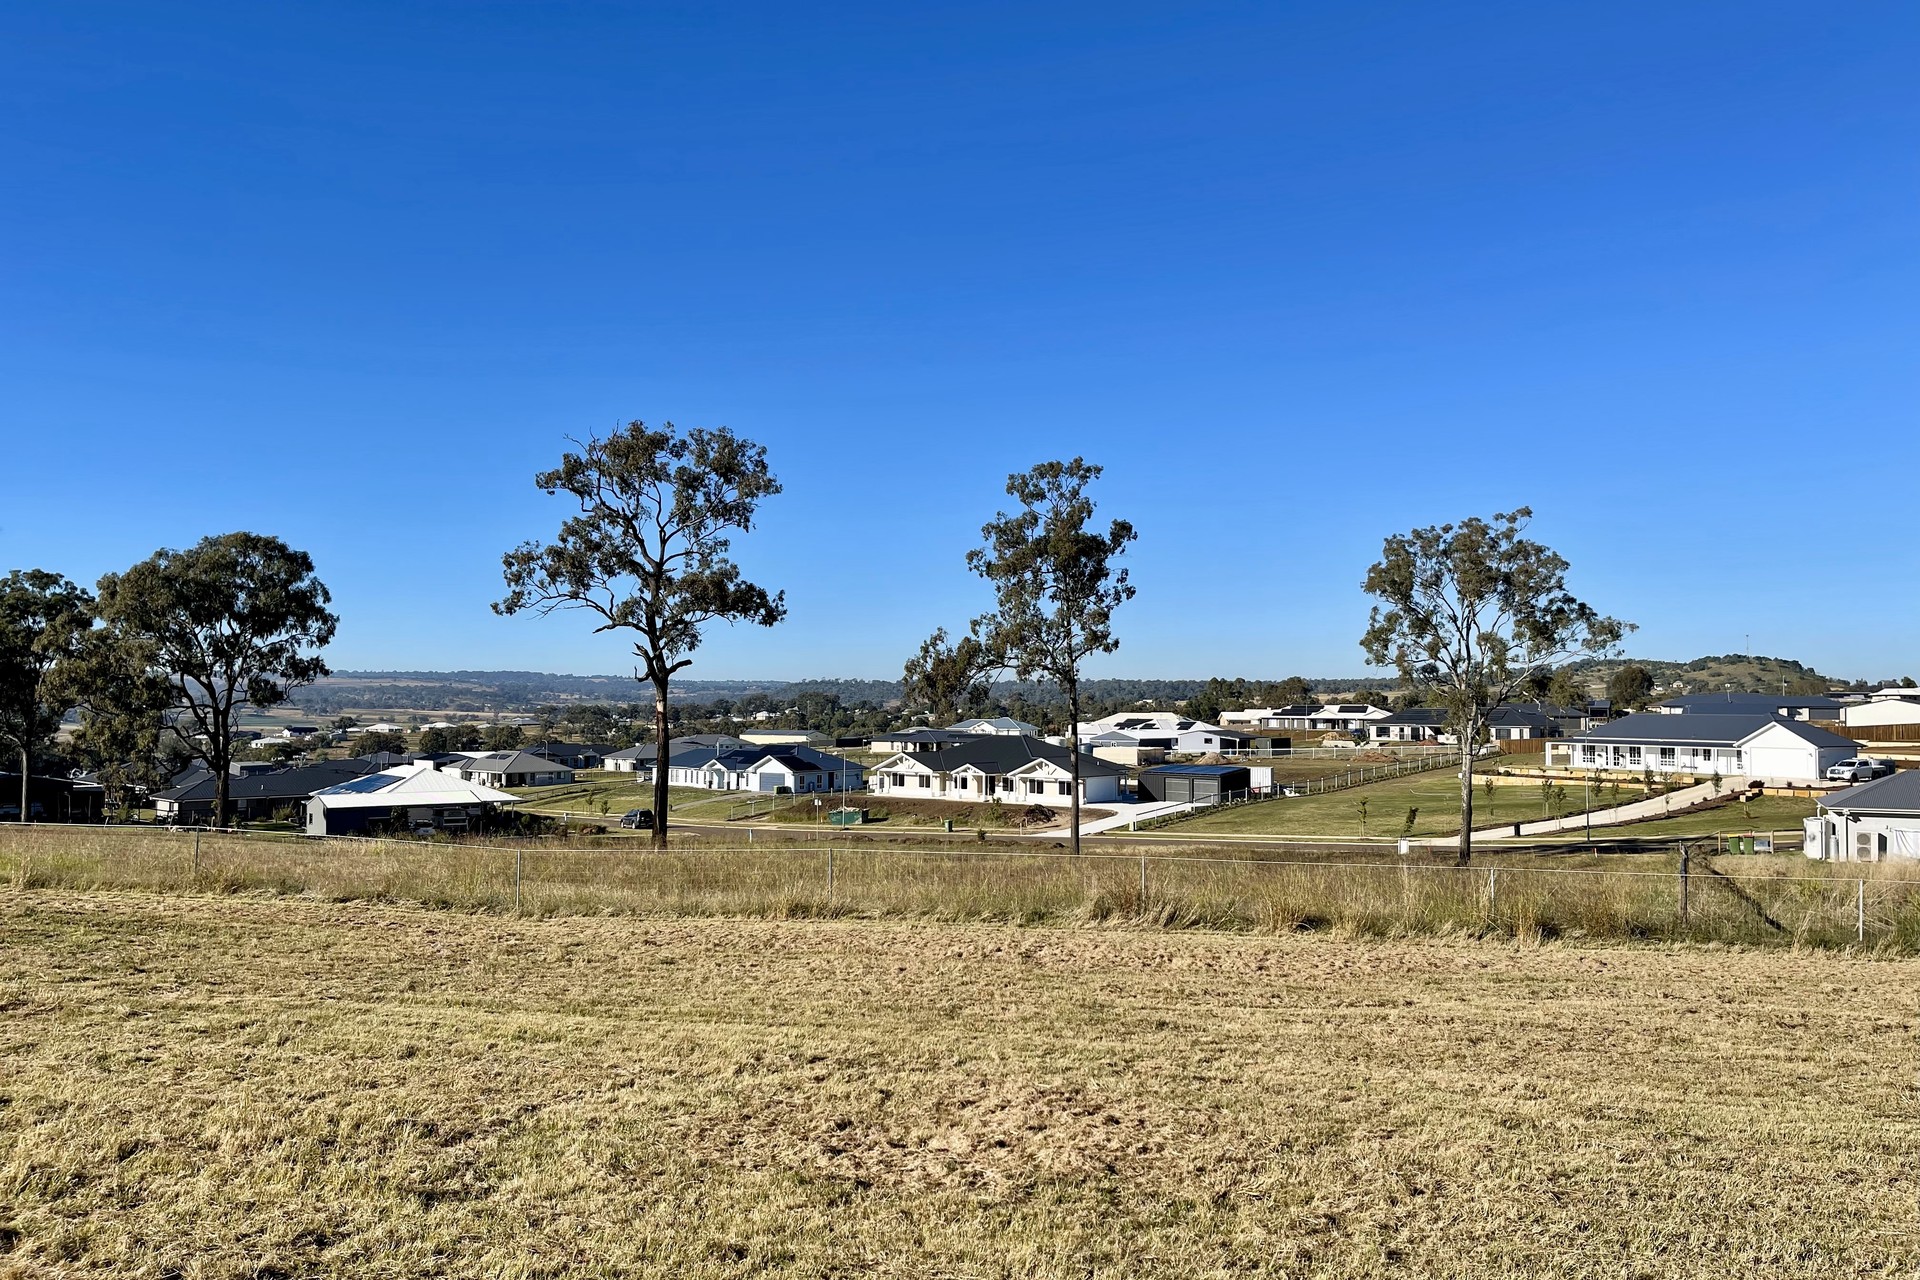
[323,774,402,795]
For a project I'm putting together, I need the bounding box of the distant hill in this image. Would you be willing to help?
[1563,654,1862,697]
[287,654,1874,717]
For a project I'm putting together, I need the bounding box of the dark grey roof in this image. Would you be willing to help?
[526,740,602,759]
[1143,763,1249,777]
[1568,713,1856,748]
[1657,692,1845,713]
[458,751,574,774]
[155,759,374,804]
[1821,769,1920,815]
[1379,707,1449,726]
[878,734,1124,777]
[602,744,652,760]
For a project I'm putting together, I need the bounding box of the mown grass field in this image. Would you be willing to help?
[1,891,1916,1278]
[1164,771,1591,838]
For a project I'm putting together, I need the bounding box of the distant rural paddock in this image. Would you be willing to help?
[3,824,1917,951]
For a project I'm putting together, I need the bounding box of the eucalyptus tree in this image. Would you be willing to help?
[968,458,1135,857]
[94,533,337,828]
[0,571,95,821]
[1360,507,1628,864]
[496,421,784,848]
[900,627,991,726]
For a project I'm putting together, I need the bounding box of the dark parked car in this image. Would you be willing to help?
[619,808,655,830]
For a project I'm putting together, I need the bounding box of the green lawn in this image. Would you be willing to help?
[1167,770,1650,839]
[1562,795,1818,843]
[505,779,725,817]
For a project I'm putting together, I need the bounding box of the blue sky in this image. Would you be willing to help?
[4,2,1916,682]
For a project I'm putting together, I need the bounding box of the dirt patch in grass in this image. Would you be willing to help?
[1,894,1916,1277]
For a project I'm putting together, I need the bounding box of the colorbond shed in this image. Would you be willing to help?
[1138,763,1251,804]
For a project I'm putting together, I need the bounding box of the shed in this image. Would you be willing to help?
[1138,763,1252,805]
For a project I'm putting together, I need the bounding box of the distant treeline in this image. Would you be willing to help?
[290,671,1404,716]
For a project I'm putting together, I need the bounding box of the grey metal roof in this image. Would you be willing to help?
[458,751,574,774]
[1657,692,1845,713]
[1820,769,1920,815]
[878,734,1124,777]
[1143,763,1249,777]
[1568,713,1856,749]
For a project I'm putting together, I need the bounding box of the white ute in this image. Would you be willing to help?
[1826,757,1896,783]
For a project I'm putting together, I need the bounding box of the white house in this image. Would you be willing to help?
[1073,712,1249,754]
[450,750,575,789]
[946,716,1041,737]
[866,735,1124,809]
[666,744,864,792]
[1805,769,1920,861]
[1224,704,1393,733]
[870,729,975,754]
[1841,688,1920,729]
[304,762,521,837]
[1544,713,1857,783]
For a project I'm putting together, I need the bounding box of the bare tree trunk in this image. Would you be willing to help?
[214,748,231,829]
[1067,680,1081,857]
[1457,714,1478,866]
[652,680,670,851]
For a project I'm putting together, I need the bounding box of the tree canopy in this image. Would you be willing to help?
[95,533,337,827]
[969,458,1134,856]
[1361,508,1628,863]
[496,420,784,847]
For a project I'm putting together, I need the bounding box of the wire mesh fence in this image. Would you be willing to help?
[3,822,1918,950]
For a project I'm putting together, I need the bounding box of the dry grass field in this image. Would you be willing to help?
[2,891,1917,1278]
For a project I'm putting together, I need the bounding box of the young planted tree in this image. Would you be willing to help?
[94,534,337,828]
[0,571,96,821]
[496,421,785,849]
[1361,508,1628,864]
[900,627,991,725]
[968,458,1135,857]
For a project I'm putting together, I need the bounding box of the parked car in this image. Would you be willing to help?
[619,808,655,830]
[1826,757,1896,783]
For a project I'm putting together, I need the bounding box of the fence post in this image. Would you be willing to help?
[1857,879,1865,942]
[1678,846,1690,927]
[192,831,200,878]
[1487,867,1496,914]
[514,848,523,915]
[1139,853,1148,906]
[827,846,835,905]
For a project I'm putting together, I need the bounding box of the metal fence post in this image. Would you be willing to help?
[1487,867,1496,914]
[827,846,835,905]
[192,831,200,878]
[514,848,523,914]
[1857,879,1865,942]
[1139,853,1148,906]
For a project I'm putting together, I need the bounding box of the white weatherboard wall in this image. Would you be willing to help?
[1745,723,1856,783]
[1805,813,1920,861]
[1843,698,1920,728]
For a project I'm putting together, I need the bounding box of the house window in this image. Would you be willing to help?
[1877,833,1889,854]
[1627,746,1642,764]
[917,775,929,788]
[1580,745,1596,764]
[1658,747,1675,765]
[957,776,969,790]
[1057,781,1070,796]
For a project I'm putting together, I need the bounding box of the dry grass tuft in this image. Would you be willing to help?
[1,892,1917,1277]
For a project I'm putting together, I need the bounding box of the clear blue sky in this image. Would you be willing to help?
[4,2,1916,682]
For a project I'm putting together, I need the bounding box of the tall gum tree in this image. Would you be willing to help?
[1360,507,1629,864]
[968,458,1135,857]
[94,533,338,828]
[0,571,96,821]
[496,421,785,849]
